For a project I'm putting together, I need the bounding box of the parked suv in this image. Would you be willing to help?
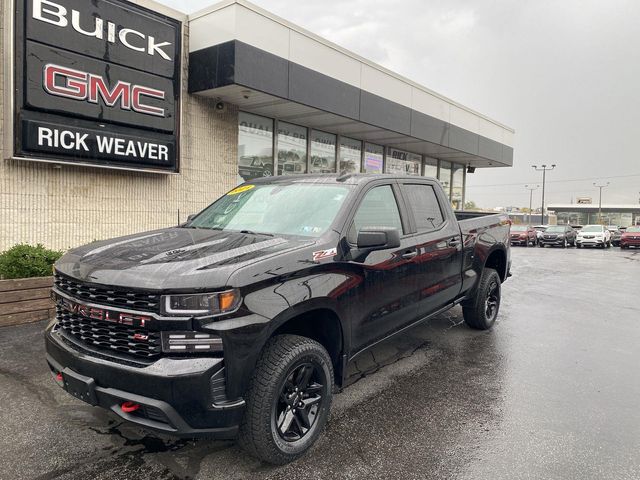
[576,225,611,248]
[510,225,537,246]
[620,226,640,249]
[538,225,576,248]
[46,174,511,464]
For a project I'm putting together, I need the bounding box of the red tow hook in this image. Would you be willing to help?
[55,372,63,382]
[121,401,141,413]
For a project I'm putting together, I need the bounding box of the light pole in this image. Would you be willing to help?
[525,184,540,225]
[532,164,556,224]
[593,182,609,224]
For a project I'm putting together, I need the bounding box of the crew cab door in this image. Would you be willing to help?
[397,180,464,318]
[342,182,420,353]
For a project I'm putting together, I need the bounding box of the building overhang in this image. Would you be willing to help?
[187,0,515,169]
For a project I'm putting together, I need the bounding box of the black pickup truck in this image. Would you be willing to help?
[46,174,511,464]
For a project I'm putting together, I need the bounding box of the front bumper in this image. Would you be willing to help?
[45,324,245,438]
[539,237,567,246]
[576,238,605,246]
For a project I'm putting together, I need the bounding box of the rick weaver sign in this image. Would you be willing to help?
[13,0,181,172]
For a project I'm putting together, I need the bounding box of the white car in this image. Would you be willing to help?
[576,225,611,248]
[533,225,548,241]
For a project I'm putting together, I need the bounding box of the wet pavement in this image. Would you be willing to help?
[1,246,639,479]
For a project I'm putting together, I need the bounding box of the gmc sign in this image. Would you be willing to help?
[13,0,182,172]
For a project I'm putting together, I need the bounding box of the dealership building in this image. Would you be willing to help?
[0,0,515,251]
[548,204,640,227]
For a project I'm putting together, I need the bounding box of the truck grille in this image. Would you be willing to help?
[56,306,162,359]
[54,273,160,313]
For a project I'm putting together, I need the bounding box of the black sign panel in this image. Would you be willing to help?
[22,118,176,168]
[25,0,178,78]
[14,0,182,172]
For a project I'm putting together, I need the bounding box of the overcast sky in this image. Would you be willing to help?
[159,0,640,208]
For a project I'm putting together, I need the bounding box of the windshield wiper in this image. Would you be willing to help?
[239,230,275,237]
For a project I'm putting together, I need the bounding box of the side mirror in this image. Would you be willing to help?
[186,214,197,223]
[356,227,401,250]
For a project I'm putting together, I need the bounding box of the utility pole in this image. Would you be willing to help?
[525,184,539,225]
[532,164,556,224]
[593,182,609,224]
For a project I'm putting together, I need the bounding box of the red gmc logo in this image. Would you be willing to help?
[43,63,165,117]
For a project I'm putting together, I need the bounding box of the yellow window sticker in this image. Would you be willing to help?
[227,184,255,195]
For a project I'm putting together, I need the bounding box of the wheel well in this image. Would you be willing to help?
[485,249,507,281]
[272,309,344,387]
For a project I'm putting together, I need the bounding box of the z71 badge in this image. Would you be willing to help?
[312,248,337,261]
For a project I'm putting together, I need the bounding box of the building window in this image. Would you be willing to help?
[363,143,384,173]
[339,137,362,174]
[385,147,421,175]
[238,112,273,182]
[310,130,336,173]
[277,122,307,176]
[439,160,452,198]
[423,157,438,178]
[451,163,464,209]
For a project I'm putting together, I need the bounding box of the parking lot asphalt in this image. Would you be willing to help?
[1,246,639,480]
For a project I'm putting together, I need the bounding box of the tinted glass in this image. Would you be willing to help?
[423,157,438,178]
[351,185,403,240]
[238,112,273,182]
[581,225,603,232]
[404,184,445,232]
[363,143,384,174]
[511,225,527,231]
[545,226,566,232]
[309,130,336,173]
[626,226,640,232]
[277,122,307,175]
[339,137,362,174]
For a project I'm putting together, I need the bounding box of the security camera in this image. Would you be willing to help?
[214,101,226,112]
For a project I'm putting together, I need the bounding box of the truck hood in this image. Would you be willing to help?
[55,227,315,290]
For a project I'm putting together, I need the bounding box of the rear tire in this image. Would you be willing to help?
[238,335,334,465]
[462,268,501,330]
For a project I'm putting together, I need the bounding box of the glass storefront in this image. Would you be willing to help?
[339,137,362,174]
[439,160,452,197]
[385,147,421,175]
[309,130,337,173]
[277,122,307,176]
[237,111,468,206]
[363,143,384,174]
[556,211,638,227]
[451,164,464,209]
[423,157,438,178]
[238,112,274,181]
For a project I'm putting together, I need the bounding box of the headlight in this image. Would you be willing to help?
[161,289,241,316]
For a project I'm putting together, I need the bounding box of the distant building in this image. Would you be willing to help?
[548,204,640,227]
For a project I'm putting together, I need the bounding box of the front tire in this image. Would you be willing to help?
[239,335,334,465]
[462,268,501,330]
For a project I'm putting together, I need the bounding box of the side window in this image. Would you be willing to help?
[403,184,445,232]
[349,185,403,242]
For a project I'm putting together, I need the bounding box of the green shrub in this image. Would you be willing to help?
[0,244,64,279]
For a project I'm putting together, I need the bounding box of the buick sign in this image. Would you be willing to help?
[13,0,182,172]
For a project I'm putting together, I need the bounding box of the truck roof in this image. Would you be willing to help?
[249,173,438,185]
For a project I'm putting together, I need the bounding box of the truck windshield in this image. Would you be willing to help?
[187,183,352,238]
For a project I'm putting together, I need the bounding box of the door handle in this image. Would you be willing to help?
[401,250,418,260]
[448,238,461,247]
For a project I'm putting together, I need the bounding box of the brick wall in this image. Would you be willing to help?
[0,6,239,252]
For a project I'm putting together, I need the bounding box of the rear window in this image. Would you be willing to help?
[403,184,445,232]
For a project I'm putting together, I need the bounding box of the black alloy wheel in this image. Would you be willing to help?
[239,335,333,465]
[485,278,500,322]
[274,363,324,442]
[463,268,501,330]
